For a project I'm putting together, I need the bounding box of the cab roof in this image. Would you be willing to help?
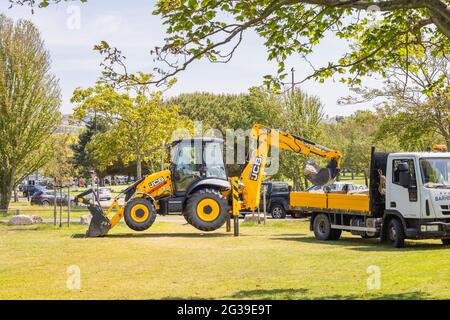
[389,152,450,158]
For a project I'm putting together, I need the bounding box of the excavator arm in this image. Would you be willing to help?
[238,124,342,212]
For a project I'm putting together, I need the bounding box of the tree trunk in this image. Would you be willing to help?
[363,171,369,187]
[136,154,142,179]
[0,169,14,210]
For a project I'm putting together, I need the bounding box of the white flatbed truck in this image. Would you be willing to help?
[289,148,450,247]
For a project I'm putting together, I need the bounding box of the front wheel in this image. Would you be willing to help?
[124,198,157,231]
[270,204,286,219]
[387,218,405,248]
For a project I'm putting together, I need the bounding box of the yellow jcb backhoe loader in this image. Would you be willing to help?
[75,124,342,237]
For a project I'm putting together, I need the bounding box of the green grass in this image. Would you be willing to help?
[0,220,449,300]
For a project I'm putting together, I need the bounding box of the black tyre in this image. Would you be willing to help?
[270,204,286,219]
[184,189,229,232]
[442,239,450,245]
[313,213,341,241]
[329,228,342,240]
[42,200,51,207]
[124,198,157,231]
[387,218,405,248]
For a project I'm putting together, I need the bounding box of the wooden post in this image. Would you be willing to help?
[53,188,57,227]
[59,187,63,228]
[263,186,267,225]
[67,185,71,227]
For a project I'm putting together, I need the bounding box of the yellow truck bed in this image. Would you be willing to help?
[290,192,370,213]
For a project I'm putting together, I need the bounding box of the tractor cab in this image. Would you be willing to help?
[170,137,228,196]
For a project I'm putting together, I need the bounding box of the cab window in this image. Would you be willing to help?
[393,159,417,187]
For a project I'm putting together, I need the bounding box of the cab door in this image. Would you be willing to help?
[387,158,421,218]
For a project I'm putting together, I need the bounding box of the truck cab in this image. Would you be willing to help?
[383,152,450,242]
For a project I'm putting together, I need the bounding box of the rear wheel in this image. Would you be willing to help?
[270,204,286,219]
[124,198,157,231]
[387,218,405,248]
[184,189,229,232]
[313,213,341,241]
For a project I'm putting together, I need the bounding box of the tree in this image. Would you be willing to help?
[15,1,449,91]
[71,83,193,179]
[322,111,400,185]
[341,46,449,150]
[0,15,61,210]
[169,87,283,176]
[276,89,325,190]
[41,133,75,187]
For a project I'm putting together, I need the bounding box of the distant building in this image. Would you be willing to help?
[55,114,84,134]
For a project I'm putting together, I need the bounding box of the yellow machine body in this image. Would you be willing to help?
[82,123,342,236]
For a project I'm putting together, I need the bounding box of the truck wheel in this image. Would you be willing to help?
[387,218,405,248]
[184,189,229,232]
[442,239,450,245]
[270,204,286,219]
[313,213,339,241]
[124,198,157,231]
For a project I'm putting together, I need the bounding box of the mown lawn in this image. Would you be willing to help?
[0,220,448,300]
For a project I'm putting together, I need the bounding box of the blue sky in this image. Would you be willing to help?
[1,0,380,117]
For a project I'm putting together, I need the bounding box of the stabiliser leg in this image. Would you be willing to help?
[233,216,239,237]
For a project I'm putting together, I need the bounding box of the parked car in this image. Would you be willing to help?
[258,182,291,219]
[22,184,47,197]
[31,190,68,206]
[306,182,368,193]
[82,187,113,201]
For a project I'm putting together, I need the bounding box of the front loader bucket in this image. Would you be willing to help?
[86,205,111,238]
[304,159,339,186]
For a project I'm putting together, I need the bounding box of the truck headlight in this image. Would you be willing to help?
[421,225,439,232]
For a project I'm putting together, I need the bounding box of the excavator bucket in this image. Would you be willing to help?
[86,204,111,237]
[74,189,111,237]
[304,159,339,186]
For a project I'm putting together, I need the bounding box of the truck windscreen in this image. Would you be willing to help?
[420,158,450,188]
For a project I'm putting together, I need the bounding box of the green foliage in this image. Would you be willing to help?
[0,15,61,209]
[322,111,400,185]
[276,89,325,190]
[71,83,193,178]
[40,133,76,187]
[153,0,450,90]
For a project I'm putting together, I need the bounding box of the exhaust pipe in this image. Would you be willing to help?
[304,159,339,186]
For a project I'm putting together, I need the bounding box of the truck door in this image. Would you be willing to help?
[387,158,421,218]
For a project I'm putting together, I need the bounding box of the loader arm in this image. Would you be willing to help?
[239,124,342,212]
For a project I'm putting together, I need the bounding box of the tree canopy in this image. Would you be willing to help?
[0,15,61,209]
[71,84,193,178]
[11,1,450,92]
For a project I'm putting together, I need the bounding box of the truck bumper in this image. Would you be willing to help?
[405,220,450,239]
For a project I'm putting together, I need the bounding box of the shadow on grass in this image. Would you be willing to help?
[160,290,430,301]
[71,232,237,239]
[319,291,431,300]
[230,288,309,299]
[273,236,447,252]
